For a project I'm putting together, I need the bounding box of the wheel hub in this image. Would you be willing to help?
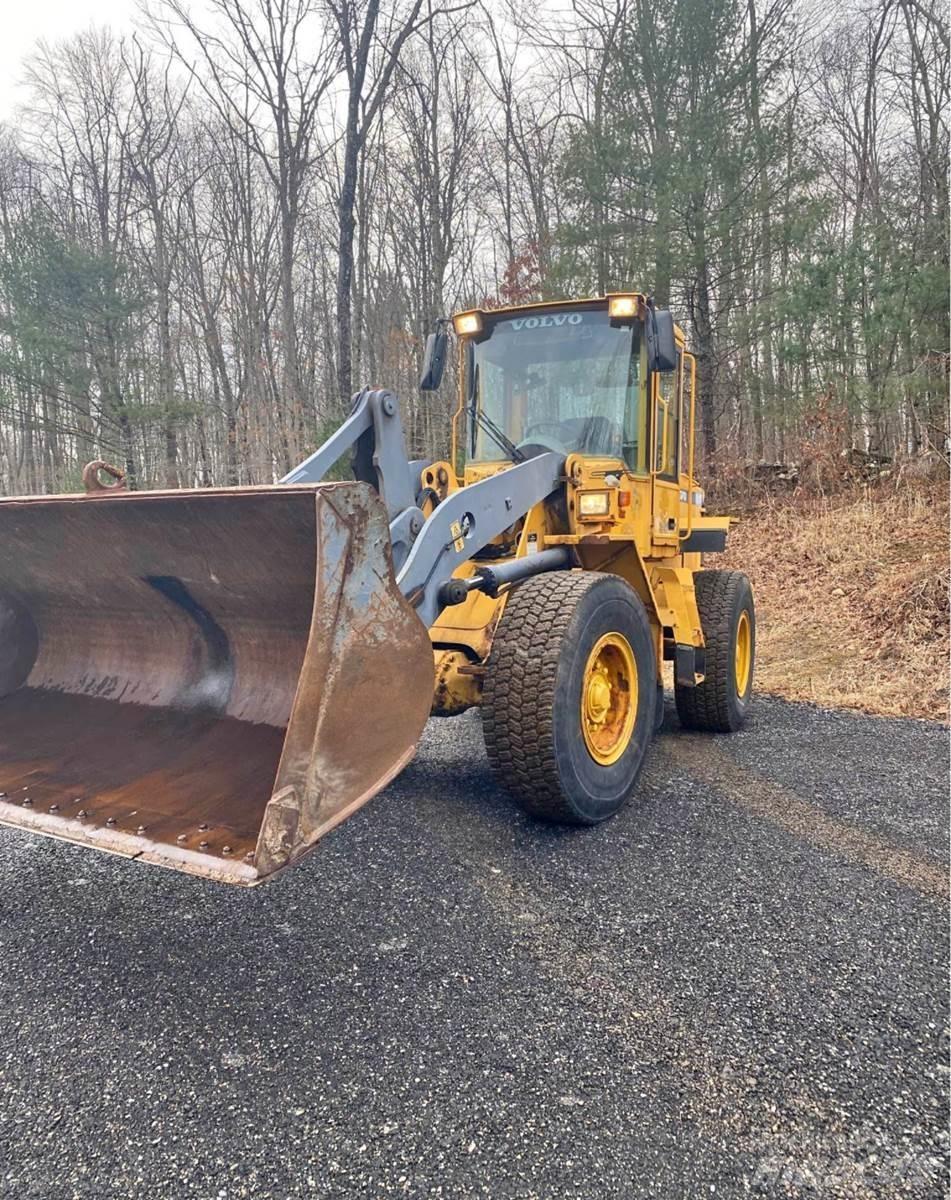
[734,610,752,696]
[585,669,612,725]
[580,633,638,766]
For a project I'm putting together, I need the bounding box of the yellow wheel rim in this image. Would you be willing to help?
[581,633,638,766]
[734,610,752,696]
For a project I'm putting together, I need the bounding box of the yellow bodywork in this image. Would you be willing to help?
[428,292,732,716]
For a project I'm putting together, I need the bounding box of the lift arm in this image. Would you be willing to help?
[283,389,565,627]
[397,451,565,627]
[282,388,426,571]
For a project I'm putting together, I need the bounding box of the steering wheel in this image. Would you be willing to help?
[516,420,572,458]
[522,420,570,443]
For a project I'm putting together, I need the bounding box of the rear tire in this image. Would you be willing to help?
[654,681,666,732]
[482,571,657,825]
[675,569,755,732]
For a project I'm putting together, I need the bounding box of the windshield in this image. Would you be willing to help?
[467,306,644,468]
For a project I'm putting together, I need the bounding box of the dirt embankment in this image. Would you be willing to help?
[719,484,949,722]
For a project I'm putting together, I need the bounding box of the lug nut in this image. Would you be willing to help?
[136,825,147,834]
[77,810,87,819]
[177,833,187,842]
[49,804,59,812]
[199,840,209,850]
[222,845,232,855]
[106,817,116,826]
[22,798,32,807]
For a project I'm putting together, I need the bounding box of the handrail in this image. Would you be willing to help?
[450,357,466,482]
[649,371,660,481]
[680,351,698,542]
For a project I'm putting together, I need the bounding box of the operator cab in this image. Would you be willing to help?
[420,294,680,476]
[464,301,643,465]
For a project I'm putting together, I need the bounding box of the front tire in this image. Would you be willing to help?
[482,572,657,825]
[675,569,755,732]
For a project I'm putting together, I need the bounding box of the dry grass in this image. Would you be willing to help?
[720,483,950,722]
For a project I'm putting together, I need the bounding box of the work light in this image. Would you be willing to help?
[578,491,611,517]
[453,311,483,336]
[608,295,637,320]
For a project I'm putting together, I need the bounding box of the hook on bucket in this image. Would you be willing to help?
[82,461,127,495]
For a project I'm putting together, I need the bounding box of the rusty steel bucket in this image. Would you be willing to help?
[0,479,434,884]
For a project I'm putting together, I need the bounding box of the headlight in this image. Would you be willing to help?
[453,311,483,336]
[578,491,611,517]
[608,295,637,320]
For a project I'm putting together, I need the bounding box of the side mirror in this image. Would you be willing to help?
[419,327,448,391]
[646,307,678,373]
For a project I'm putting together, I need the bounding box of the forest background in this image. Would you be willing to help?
[0,0,946,495]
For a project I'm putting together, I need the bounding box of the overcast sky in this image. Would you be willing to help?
[0,0,135,120]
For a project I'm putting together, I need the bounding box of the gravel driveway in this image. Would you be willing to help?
[0,696,947,1199]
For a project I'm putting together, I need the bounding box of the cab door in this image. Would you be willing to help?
[650,353,683,548]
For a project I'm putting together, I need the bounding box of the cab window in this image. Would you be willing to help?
[467,306,646,472]
[654,354,682,480]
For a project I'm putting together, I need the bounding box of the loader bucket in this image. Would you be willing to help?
[0,481,434,884]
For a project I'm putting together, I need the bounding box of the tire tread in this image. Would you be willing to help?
[483,571,610,823]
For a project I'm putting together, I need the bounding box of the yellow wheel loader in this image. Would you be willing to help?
[0,292,755,885]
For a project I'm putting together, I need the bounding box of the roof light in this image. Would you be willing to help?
[453,311,483,336]
[608,295,637,320]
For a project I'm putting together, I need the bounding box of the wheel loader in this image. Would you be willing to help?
[0,292,755,885]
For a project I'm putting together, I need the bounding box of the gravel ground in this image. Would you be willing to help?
[0,695,947,1199]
